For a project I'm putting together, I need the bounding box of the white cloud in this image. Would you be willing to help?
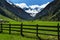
[40,2,50,8]
[25,9,39,17]
[14,2,49,9]
[6,0,13,4]
[25,2,50,17]
[29,2,50,9]
[6,1,50,17]
[15,3,28,8]
[29,5,40,9]
[14,2,50,17]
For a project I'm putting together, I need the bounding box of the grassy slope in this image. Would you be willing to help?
[0,15,36,40]
[0,21,59,40]
[0,14,60,40]
[0,0,60,40]
[0,13,60,40]
[0,6,21,21]
[0,15,59,40]
[0,33,36,40]
[0,14,20,24]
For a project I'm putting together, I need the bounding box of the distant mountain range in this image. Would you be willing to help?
[6,0,50,17]
[1,0,60,21]
[12,2,50,17]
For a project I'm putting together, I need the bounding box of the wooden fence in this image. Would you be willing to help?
[0,23,60,40]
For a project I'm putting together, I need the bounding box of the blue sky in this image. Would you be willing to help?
[7,0,54,5]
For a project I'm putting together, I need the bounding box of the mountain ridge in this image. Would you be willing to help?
[12,2,50,17]
[0,0,60,21]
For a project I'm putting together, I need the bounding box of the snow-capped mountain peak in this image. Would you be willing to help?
[6,0,50,17]
[15,3,29,8]
[39,2,50,8]
[14,2,50,17]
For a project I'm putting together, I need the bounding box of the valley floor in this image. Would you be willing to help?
[0,21,60,40]
[0,14,60,40]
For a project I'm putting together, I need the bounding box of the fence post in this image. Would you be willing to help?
[58,23,60,40]
[21,23,24,36]
[0,23,3,33]
[9,24,11,34]
[36,24,38,37]
[36,24,41,40]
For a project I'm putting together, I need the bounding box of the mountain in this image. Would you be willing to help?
[35,0,60,21]
[0,0,60,21]
[6,0,53,6]
[0,0,34,20]
[14,2,50,17]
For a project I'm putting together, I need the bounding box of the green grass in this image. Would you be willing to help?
[0,4,60,40]
[0,33,36,40]
[0,20,59,40]
[0,13,60,40]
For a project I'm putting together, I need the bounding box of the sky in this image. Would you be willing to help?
[6,0,54,17]
[7,0,54,6]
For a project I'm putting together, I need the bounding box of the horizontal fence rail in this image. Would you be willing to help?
[0,23,60,40]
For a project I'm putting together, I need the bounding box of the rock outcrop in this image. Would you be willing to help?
[35,0,60,20]
[0,0,60,21]
[0,0,33,20]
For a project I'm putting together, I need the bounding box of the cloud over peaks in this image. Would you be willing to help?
[15,3,29,8]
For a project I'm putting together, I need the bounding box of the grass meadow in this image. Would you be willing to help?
[0,20,60,40]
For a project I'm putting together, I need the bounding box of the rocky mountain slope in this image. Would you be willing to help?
[35,0,60,21]
[0,0,60,21]
[0,0,33,20]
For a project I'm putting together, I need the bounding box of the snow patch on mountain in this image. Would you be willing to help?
[6,0,50,17]
[14,2,50,17]
[6,0,13,4]
[25,9,39,17]
[15,3,29,8]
